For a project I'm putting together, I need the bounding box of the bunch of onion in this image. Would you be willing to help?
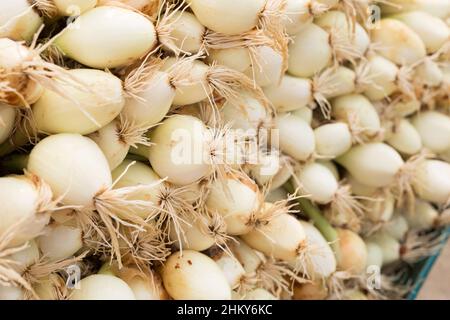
[0,37,93,109]
[161,249,231,300]
[26,133,166,268]
[292,161,366,232]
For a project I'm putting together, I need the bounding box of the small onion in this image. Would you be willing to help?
[314,123,352,158]
[206,175,260,235]
[187,0,265,35]
[385,119,422,155]
[0,103,16,145]
[412,111,450,154]
[392,11,449,54]
[161,250,231,300]
[275,113,315,161]
[367,231,400,266]
[288,23,332,78]
[371,19,426,65]
[336,228,367,274]
[0,0,43,42]
[148,115,211,186]
[33,69,125,135]
[55,6,157,68]
[244,288,278,300]
[37,224,83,261]
[365,241,383,269]
[70,274,136,300]
[382,214,409,241]
[405,200,439,230]
[413,160,450,205]
[336,143,404,188]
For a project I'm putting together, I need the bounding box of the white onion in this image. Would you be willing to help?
[37,224,83,261]
[206,175,260,235]
[187,0,265,35]
[122,71,175,128]
[244,288,278,300]
[299,221,336,279]
[288,23,332,78]
[379,0,450,19]
[293,162,338,204]
[412,111,450,154]
[281,0,319,35]
[331,94,381,139]
[392,11,449,54]
[414,58,444,87]
[117,268,168,300]
[0,103,16,145]
[221,94,270,130]
[241,212,308,262]
[161,250,231,300]
[160,11,205,54]
[405,200,439,230]
[0,0,43,42]
[70,274,136,300]
[51,0,97,16]
[243,46,284,88]
[336,228,367,274]
[33,69,125,135]
[211,252,245,289]
[365,241,383,269]
[382,214,409,241]
[292,106,313,125]
[230,238,263,274]
[314,123,352,158]
[275,113,315,161]
[0,175,52,247]
[148,115,211,185]
[263,75,313,113]
[169,218,215,251]
[367,232,400,266]
[27,133,111,207]
[337,143,404,188]
[361,55,399,101]
[413,160,450,205]
[0,285,24,300]
[386,119,422,155]
[207,48,250,73]
[55,6,157,68]
[371,19,426,65]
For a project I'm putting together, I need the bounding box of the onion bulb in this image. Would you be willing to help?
[275,113,315,161]
[241,210,308,264]
[382,214,409,241]
[206,174,260,235]
[116,267,169,300]
[0,103,16,145]
[314,123,352,158]
[33,69,125,135]
[70,274,136,300]
[371,19,426,65]
[385,119,422,155]
[161,250,231,300]
[337,143,404,188]
[37,224,83,262]
[0,0,43,42]
[365,241,383,269]
[288,23,332,78]
[412,111,450,154]
[336,228,367,274]
[55,6,157,68]
[148,115,211,185]
[187,0,265,35]
[405,200,439,230]
[0,174,52,247]
[392,11,449,54]
[413,160,450,205]
[367,231,400,266]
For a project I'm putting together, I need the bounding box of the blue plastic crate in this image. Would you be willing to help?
[406,226,450,300]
